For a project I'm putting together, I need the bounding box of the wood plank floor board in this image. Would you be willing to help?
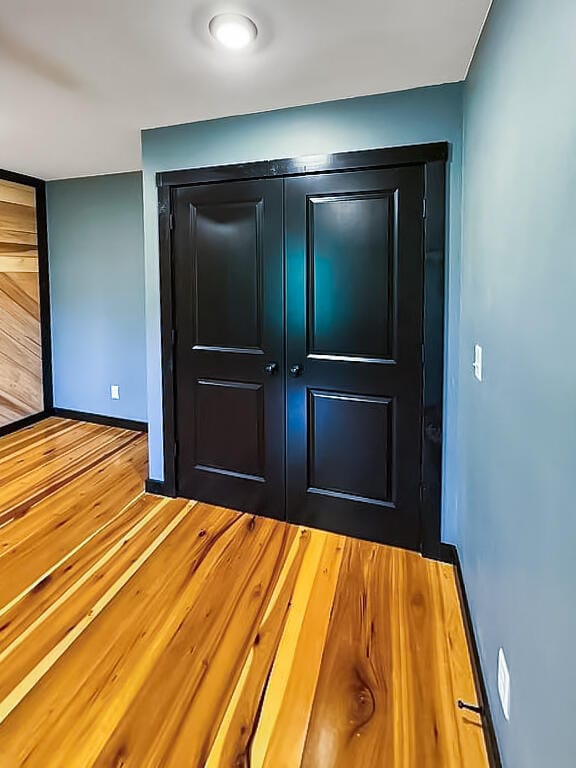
[205,527,314,768]
[0,420,110,475]
[0,418,73,458]
[0,434,145,561]
[93,517,295,768]
[0,418,489,767]
[432,562,486,760]
[0,503,244,766]
[0,491,153,645]
[0,435,148,601]
[0,425,142,522]
[253,531,346,768]
[300,538,397,767]
[0,496,182,701]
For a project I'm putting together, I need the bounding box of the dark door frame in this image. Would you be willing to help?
[151,142,448,558]
[0,168,53,438]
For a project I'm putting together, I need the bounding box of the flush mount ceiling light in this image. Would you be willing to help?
[209,13,258,50]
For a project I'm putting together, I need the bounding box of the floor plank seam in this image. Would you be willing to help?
[0,420,490,767]
[0,489,147,619]
[0,500,197,723]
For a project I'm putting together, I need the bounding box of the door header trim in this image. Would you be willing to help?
[157,142,449,189]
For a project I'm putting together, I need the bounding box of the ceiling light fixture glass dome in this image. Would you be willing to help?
[209,13,258,50]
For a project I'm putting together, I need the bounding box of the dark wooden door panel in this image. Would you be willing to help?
[172,179,284,518]
[195,379,265,479]
[193,200,263,351]
[285,167,425,548]
[308,389,394,503]
[307,191,395,360]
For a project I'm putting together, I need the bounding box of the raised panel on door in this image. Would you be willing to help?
[285,167,425,548]
[172,178,284,518]
[193,200,263,351]
[194,379,265,479]
[308,389,394,504]
[308,191,395,361]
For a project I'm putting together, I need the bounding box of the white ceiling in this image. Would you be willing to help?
[0,0,491,180]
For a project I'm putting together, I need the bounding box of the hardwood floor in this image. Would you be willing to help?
[0,418,489,767]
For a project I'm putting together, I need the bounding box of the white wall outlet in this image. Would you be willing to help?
[110,385,120,400]
[473,343,483,381]
[497,647,510,721]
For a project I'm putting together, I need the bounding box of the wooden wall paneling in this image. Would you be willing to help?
[0,179,43,427]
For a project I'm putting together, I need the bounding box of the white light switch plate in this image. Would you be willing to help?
[473,344,483,381]
[498,647,510,720]
[111,385,120,400]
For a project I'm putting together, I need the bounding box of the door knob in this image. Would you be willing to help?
[264,361,278,376]
[289,364,303,378]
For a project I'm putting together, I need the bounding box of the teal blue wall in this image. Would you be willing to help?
[459,0,576,765]
[142,83,464,542]
[47,172,147,422]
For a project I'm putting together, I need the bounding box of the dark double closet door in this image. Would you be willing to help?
[172,165,425,549]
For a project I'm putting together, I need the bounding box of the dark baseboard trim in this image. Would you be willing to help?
[443,543,503,768]
[0,411,50,439]
[145,478,177,497]
[422,541,457,563]
[52,408,147,433]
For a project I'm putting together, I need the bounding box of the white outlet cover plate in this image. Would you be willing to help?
[498,647,510,720]
[111,385,120,400]
[473,344,483,381]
